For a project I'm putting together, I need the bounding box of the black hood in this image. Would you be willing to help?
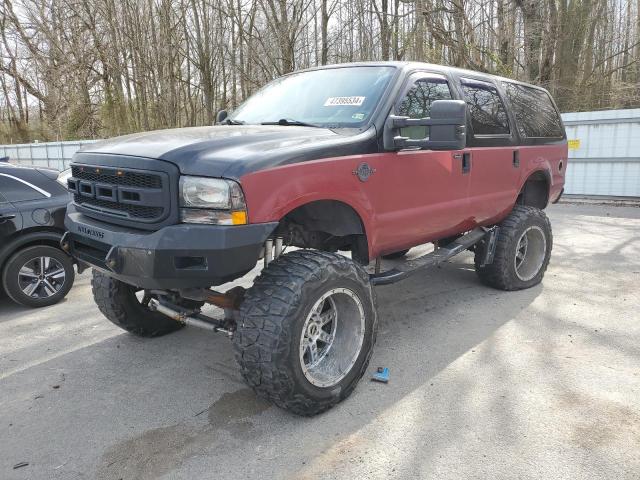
[79,125,378,179]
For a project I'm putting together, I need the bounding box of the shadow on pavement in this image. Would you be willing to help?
[0,252,541,480]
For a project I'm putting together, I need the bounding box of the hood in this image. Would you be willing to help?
[80,125,377,178]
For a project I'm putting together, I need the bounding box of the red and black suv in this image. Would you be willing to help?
[63,62,567,415]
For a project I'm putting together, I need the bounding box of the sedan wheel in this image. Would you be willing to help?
[2,245,75,308]
[18,256,67,299]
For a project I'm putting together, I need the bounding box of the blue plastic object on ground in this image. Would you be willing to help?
[371,367,389,383]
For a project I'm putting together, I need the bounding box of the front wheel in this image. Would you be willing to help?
[234,250,377,416]
[91,270,185,337]
[475,205,552,290]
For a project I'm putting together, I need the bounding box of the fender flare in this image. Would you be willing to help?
[519,166,552,191]
[516,167,553,208]
[0,230,65,269]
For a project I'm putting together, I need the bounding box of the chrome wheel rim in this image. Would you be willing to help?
[18,256,66,299]
[299,287,365,388]
[514,226,547,281]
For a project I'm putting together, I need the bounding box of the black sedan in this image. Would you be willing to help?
[0,158,75,307]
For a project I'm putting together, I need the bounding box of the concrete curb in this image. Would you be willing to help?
[558,195,640,208]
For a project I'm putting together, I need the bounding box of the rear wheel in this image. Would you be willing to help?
[91,270,186,337]
[234,250,377,416]
[2,245,75,308]
[475,205,552,290]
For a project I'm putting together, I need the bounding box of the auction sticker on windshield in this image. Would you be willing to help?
[324,96,365,106]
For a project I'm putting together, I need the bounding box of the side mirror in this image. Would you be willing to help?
[216,110,228,124]
[383,99,467,151]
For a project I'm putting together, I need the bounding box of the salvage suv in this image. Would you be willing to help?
[63,62,566,415]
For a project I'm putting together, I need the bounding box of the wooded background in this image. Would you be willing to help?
[1,0,639,143]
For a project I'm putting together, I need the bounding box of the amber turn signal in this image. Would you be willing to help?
[231,210,248,225]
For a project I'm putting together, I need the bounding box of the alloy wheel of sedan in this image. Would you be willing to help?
[18,256,66,299]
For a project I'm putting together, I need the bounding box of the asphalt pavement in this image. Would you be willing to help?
[1,203,639,480]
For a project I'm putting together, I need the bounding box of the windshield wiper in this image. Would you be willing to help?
[222,118,245,125]
[261,118,321,128]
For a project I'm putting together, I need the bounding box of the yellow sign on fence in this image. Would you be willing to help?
[568,139,581,150]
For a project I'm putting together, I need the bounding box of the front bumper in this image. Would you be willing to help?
[63,205,278,289]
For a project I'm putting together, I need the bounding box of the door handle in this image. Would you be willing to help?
[0,214,16,220]
[453,153,471,174]
[513,150,520,168]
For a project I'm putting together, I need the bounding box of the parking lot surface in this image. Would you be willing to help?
[1,203,639,480]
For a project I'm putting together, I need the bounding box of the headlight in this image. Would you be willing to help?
[57,168,72,187]
[179,176,247,225]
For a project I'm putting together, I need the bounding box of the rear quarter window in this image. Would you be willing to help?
[503,83,564,138]
[0,175,47,202]
[461,80,510,135]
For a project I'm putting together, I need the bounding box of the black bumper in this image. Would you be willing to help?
[64,205,278,289]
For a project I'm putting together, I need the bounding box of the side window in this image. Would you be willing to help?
[397,77,452,139]
[0,175,46,202]
[461,80,510,135]
[503,82,564,138]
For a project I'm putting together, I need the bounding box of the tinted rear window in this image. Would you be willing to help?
[0,175,46,202]
[503,83,564,138]
[461,80,510,135]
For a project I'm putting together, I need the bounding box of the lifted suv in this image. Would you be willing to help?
[63,62,566,415]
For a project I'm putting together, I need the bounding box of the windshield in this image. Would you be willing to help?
[230,66,396,128]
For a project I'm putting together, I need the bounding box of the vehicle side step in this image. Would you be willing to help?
[370,227,496,286]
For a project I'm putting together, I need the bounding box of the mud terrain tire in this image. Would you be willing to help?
[92,270,184,337]
[234,250,377,416]
[475,205,552,291]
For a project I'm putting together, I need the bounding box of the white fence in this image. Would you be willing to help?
[0,140,96,171]
[563,108,640,197]
[2,108,640,197]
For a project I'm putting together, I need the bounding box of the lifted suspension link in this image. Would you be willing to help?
[148,298,234,337]
[179,286,246,310]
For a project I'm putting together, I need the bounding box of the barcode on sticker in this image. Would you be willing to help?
[324,96,365,107]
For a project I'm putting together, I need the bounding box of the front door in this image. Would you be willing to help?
[360,73,471,255]
[0,193,21,241]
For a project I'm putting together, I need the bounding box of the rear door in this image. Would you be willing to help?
[459,77,520,225]
[362,72,472,253]
[0,172,50,233]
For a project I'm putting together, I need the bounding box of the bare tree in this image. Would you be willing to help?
[0,0,638,142]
